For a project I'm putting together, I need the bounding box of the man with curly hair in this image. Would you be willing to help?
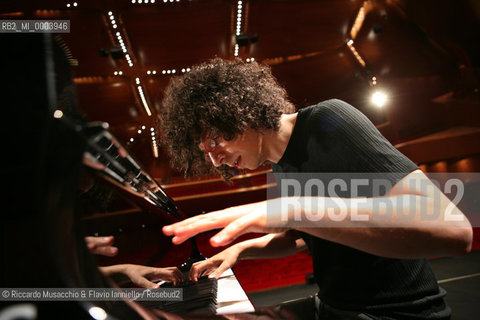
[160,58,472,319]
[161,58,295,180]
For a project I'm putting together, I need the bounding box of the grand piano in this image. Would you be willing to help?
[79,120,256,317]
[0,33,300,320]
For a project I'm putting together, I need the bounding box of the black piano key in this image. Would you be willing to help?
[139,277,218,315]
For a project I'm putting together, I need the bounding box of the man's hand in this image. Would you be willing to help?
[122,265,184,288]
[163,200,288,247]
[189,246,242,281]
[85,236,119,257]
[100,264,184,289]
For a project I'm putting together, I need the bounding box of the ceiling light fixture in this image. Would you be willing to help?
[137,86,152,116]
[107,11,134,66]
[371,91,387,108]
[236,1,243,36]
[234,1,243,56]
[151,130,159,158]
[151,139,159,158]
[346,39,366,67]
[350,1,371,40]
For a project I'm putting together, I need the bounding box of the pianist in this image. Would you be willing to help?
[160,58,472,319]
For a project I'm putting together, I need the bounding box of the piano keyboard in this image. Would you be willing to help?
[139,277,218,315]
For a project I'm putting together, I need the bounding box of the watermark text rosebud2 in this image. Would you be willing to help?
[266,172,478,228]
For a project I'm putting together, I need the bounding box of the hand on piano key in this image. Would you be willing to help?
[100,264,184,289]
[123,265,184,288]
[151,271,256,316]
[162,199,289,247]
[188,246,242,281]
[146,276,218,315]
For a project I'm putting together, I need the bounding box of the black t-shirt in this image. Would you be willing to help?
[271,99,450,319]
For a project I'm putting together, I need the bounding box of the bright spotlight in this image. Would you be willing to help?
[371,91,387,108]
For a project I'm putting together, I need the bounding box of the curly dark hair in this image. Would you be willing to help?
[160,58,294,180]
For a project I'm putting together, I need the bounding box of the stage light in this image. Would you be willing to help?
[371,91,387,108]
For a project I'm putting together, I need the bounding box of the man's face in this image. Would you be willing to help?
[198,128,264,170]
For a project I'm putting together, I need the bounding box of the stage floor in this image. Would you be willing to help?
[248,250,480,320]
